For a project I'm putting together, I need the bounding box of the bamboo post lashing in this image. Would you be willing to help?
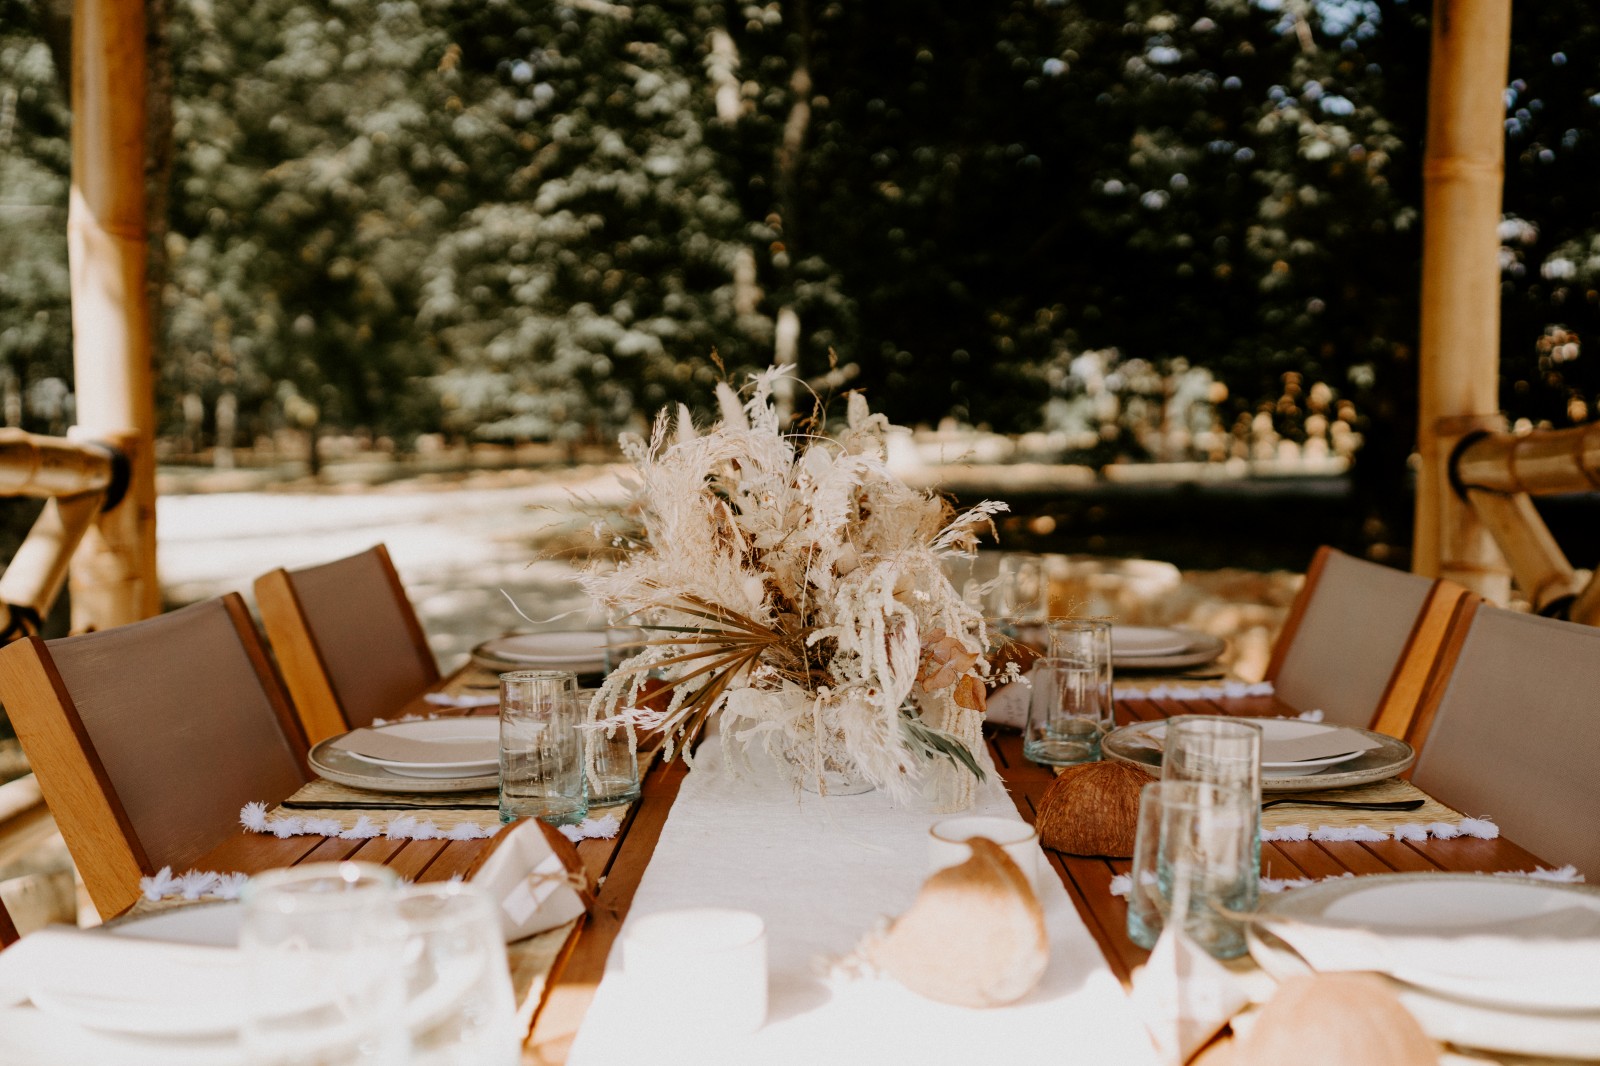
[67,0,161,630]
[1413,0,1514,598]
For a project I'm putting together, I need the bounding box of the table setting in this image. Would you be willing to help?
[3,366,1594,1066]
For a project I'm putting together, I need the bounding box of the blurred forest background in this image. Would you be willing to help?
[3,0,1600,556]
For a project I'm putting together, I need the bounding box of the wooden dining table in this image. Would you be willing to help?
[160,669,1560,1064]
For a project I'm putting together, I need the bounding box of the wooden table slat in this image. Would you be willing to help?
[525,757,689,1065]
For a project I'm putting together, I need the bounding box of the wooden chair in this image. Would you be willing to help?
[0,596,310,918]
[255,544,440,745]
[0,895,17,947]
[1264,546,1476,736]
[1407,603,1600,879]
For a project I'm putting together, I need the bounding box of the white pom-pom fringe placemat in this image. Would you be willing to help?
[238,801,622,846]
[565,743,1159,1066]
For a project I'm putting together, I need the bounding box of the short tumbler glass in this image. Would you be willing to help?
[577,687,641,807]
[1023,655,1112,766]
[1161,715,1262,916]
[1154,780,1258,960]
[499,670,587,826]
[395,882,520,1066]
[241,862,407,1066]
[1047,617,1114,716]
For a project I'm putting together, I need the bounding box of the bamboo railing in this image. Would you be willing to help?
[0,430,125,640]
[1451,425,1600,622]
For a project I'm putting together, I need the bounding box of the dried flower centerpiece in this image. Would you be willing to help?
[584,368,1009,808]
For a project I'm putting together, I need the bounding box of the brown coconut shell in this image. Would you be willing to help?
[1036,759,1154,858]
[1234,974,1439,1066]
[868,837,1048,1008]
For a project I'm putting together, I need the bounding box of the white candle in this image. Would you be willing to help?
[928,815,1041,889]
[624,908,767,1037]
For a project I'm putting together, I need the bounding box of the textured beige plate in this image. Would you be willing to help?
[1100,718,1414,792]
[309,735,498,794]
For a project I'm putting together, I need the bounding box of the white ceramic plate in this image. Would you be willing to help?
[1250,873,1600,1057]
[470,628,631,674]
[1113,625,1193,657]
[1101,718,1415,792]
[339,718,500,779]
[1112,628,1227,670]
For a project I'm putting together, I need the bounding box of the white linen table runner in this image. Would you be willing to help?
[567,741,1159,1065]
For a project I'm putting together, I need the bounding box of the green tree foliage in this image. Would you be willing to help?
[416,1,766,442]
[2,0,1599,494]
[0,0,73,433]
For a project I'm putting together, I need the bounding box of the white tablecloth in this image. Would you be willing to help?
[567,739,1159,1066]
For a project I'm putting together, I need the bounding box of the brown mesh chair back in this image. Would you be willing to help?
[0,595,309,917]
[255,544,439,744]
[1265,546,1473,734]
[1409,605,1600,879]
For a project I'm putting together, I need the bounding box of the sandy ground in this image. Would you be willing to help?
[157,465,633,670]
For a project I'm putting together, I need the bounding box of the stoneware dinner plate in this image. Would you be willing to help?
[470,627,639,674]
[1249,873,1600,1058]
[1100,718,1415,792]
[1111,626,1227,670]
[310,733,499,794]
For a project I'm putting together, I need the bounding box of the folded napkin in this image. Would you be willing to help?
[0,925,265,1064]
[1259,906,1600,1010]
[329,726,497,764]
[424,692,500,709]
[465,818,594,942]
[1128,924,1251,1065]
[0,925,253,1019]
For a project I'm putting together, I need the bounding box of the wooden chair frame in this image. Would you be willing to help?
[0,594,309,917]
[1265,545,1478,739]
[255,543,439,744]
[0,895,17,947]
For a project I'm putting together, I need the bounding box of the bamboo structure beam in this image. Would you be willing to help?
[1413,0,1513,600]
[0,430,115,499]
[67,0,161,629]
[1455,424,1600,496]
[1449,425,1600,623]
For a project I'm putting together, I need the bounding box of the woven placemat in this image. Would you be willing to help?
[267,805,502,832]
[1260,777,1461,832]
[282,777,499,810]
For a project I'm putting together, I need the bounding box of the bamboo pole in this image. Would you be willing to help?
[67,0,161,629]
[1462,489,1587,613]
[1413,0,1512,601]
[0,493,105,637]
